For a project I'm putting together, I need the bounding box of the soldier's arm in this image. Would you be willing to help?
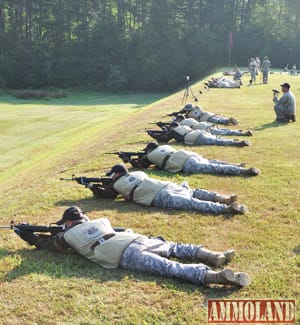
[88,183,119,199]
[170,130,184,143]
[16,231,71,252]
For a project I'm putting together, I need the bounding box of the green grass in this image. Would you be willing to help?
[0,73,299,324]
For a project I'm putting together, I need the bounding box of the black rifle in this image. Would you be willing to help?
[146,129,170,143]
[105,151,145,163]
[105,151,145,157]
[60,175,112,186]
[148,122,171,129]
[0,220,126,235]
[165,110,183,117]
[0,220,63,235]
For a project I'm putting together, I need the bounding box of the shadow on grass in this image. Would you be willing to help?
[254,120,289,131]
[3,248,241,298]
[55,197,236,220]
[0,91,166,107]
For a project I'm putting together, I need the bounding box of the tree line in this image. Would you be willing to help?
[0,0,299,91]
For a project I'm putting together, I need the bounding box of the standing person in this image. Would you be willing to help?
[273,83,296,122]
[261,56,271,84]
[15,206,250,287]
[291,64,297,75]
[248,58,257,86]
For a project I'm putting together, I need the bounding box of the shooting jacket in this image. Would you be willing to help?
[147,145,194,172]
[64,218,141,269]
[173,125,204,145]
[180,118,212,130]
[112,171,170,206]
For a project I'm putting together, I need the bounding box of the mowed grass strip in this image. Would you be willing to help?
[0,72,299,324]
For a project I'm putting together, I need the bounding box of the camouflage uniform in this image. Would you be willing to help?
[207,115,232,125]
[182,156,242,176]
[194,131,241,146]
[207,125,247,136]
[120,236,208,285]
[152,183,230,214]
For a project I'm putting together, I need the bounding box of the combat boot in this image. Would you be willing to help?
[229,202,248,214]
[196,247,226,267]
[237,140,250,147]
[229,117,238,125]
[215,194,237,204]
[205,269,251,287]
[240,167,261,176]
[223,249,236,264]
[244,130,253,136]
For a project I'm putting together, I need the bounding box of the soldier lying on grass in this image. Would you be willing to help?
[15,206,250,287]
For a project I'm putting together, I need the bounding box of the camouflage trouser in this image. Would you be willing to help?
[119,236,208,285]
[194,132,239,147]
[152,183,230,214]
[262,70,269,83]
[207,115,231,125]
[182,156,241,176]
[250,70,256,82]
[208,126,246,136]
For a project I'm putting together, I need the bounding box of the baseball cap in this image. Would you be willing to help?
[106,164,128,176]
[56,206,89,225]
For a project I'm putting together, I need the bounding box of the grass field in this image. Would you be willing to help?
[0,72,299,324]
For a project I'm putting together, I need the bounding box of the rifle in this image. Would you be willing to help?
[165,110,183,117]
[0,220,63,235]
[105,151,145,163]
[60,175,112,186]
[0,220,127,235]
[148,122,171,128]
[145,129,170,143]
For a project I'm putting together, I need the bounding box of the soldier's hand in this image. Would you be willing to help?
[119,153,131,163]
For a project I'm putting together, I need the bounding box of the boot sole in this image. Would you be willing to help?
[221,269,235,282]
[234,272,251,287]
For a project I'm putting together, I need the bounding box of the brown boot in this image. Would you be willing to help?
[205,269,251,287]
[215,194,237,204]
[223,249,235,264]
[229,202,248,214]
[196,247,226,267]
[240,167,261,176]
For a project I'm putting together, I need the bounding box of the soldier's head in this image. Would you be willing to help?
[106,164,128,179]
[280,82,290,93]
[183,103,193,111]
[175,114,185,122]
[56,206,90,227]
[143,142,158,153]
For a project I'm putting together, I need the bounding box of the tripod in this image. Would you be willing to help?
[182,76,198,104]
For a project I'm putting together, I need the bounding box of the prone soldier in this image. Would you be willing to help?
[114,142,260,177]
[15,206,250,287]
[73,164,248,215]
[147,122,250,147]
[174,115,252,136]
[181,103,238,125]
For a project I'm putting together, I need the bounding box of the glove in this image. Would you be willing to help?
[13,223,29,237]
[119,153,131,163]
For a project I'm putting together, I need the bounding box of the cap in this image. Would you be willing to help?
[56,206,89,225]
[143,142,158,152]
[106,164,128,176]
[280,83,290,88]
[183,103,193,111]
[264,56,268,59]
